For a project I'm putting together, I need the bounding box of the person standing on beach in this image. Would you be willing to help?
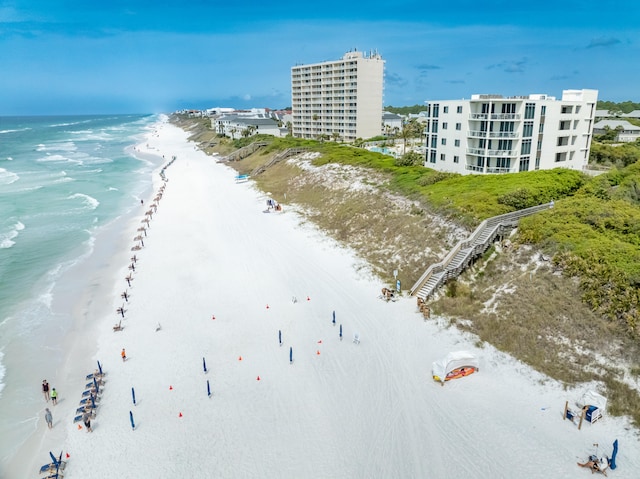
[83,412,92,432]
[42,380,50,402]
[121,348,127,362]
[44,408,53,429]
[50,388,58,405]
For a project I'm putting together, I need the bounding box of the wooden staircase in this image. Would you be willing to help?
[410,203,553,301]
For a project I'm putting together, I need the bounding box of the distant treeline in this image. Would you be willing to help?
[384,105,427,115]
[597,100,640,114]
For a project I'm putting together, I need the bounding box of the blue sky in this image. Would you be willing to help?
[1,1,638,115]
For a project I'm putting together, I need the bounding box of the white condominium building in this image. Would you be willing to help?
[291,50,384,142]
[423,89,598,174]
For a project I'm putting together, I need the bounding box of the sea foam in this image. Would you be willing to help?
[0,168,19,185]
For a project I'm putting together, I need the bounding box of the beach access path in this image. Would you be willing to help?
[18,121,640,478]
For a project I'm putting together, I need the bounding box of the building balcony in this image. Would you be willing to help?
[469,113,521,120]
[489,131,518,138]
[468,130,488,137]
[466,148,517,157]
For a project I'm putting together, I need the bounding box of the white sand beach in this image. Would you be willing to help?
[11,120,640,479]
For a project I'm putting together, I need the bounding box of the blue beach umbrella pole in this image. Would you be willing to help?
[203,357,207,373]
[278,330,282,346]
[129,411,135,430]
[131,387,136,406]
[339,324,343,340]
[332,310,336,325]
[97,360,103,375]
[207,379,211,398]
[289,346,293,364]
[93,377,99,393]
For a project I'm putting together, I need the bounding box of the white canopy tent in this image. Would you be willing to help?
[432,351,479,384]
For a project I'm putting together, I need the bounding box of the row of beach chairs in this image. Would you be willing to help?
[72,370,105,425]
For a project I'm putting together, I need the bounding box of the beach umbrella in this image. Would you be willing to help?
[131,387,136,406]
[332,310,336,325]
[129,411,135,430]
[339,324,343,340]
[49,451,59,466]
[202,357,207,373]
[289,346,293,364]
[278,330,282,346]
[97,361,103,375]
[610,439,618,469]
[207,380,211,397]
[93,377,99,393]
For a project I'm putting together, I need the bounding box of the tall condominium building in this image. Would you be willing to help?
[423,89,598,175]
[291,50,384,142]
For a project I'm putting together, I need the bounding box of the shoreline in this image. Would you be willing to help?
[2,121,168,478]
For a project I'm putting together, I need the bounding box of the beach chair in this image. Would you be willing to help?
[39,460,66,475]
[353,333,360,344]
[85,370,104,381]
[113,320,123,332]
[41,472,64,479]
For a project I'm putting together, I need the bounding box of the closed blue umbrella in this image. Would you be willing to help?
[289,346,293,364]
[207,380,211,397]
[129,411,135,429]
[339,324,343,340]
[97,360,103,375]
[202,357,207,373]
[131,387,136,406]
[278,330,282,346]
[332,310,336,325]
[93,377,99,393]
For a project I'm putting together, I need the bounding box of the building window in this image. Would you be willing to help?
[477,157,485,167]
[440,153,446,161]
[539,122,545,133]
[454,155,459,163]
[443,106,449,113]
[499,121,515,132]
[559,120,570,130]
[541,105,546,116]
[431,136,437,148]
[502,103,516,114]
[521,139,532,155]
[425,120,430,133]
[430,150,437,163]
[433,104,439,118]
[454,139,460,147]
[519,157,530,172]
[432,121,438,133]
[442,122,448,130]
[481,103,490,114]
[523,121,533,137]
[555,152,567,162]
[456,106,462,114]
[557,136,569,146]
[498,139,512,150]
[524,103,535,119]
[496,157,510,169]
[455,123,461,130]
[561,105,573,114]
[441,138,446,146]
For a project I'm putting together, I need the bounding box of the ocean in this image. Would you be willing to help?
[0,114,163,465]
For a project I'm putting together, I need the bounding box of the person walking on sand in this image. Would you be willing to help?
[42,380,50,402]
[50,388,58,405]
[121,348,127,362]
[83,412,92,432]
[44,408,53,429]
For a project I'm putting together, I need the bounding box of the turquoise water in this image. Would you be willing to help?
[0,114,160,464]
